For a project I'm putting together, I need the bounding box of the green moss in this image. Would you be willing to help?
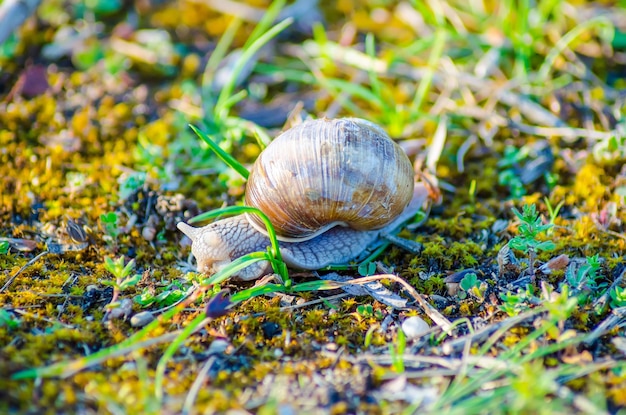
[0,0,624,412]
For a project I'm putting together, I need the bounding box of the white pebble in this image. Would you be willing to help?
[401,316,430,339]
[130,311,155,327]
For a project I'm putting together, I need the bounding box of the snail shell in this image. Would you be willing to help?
[244,118,414,241]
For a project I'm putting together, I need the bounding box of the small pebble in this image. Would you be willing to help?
[207,339,229,355]
[401,316,430,339]
[130,311,155,327]
[261,321,281,339]
[325,342,338,352]
[108,298,133,320]
[142,226,156,241]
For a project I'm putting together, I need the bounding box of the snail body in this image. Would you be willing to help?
[177,118,429,281]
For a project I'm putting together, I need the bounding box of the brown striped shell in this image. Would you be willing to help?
[244,118,414,242]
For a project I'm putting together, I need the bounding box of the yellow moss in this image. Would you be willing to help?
[571,164,607,209]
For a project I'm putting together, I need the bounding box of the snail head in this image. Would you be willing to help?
[177,221,232,275]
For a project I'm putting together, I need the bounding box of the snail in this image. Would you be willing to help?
[177,118,434,281]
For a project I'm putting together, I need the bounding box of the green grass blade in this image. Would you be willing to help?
[244,0,287,49]
[202,17,243,105]
[155,313,207,402]
[201,251,271,286]
[365,33,388,115]
[189,124,250,179]
[538,16,614,81]
[214,17,293,120]
[412,28,446,115]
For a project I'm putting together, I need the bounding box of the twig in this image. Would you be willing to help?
[343,274,453,332]
[583,306,626,346]
[509,120,620,141]
[0,250,49,293]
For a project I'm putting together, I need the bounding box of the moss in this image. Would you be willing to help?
[0,0,624,412]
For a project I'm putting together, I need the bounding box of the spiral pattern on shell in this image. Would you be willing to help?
[244,118,415,241]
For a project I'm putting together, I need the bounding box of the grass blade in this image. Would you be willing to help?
[189,124,250,179]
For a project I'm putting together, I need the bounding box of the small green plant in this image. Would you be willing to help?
[355,304,383,320]
[459,272,486,301]
[0,309,20,329]
[134,282,188,308]
[118,172,146,201]
[103,256,142,291]
[544,197,564,228]
[103,256,142,310]
[100,212,120,246]
[542,284,578,326]
[509,204,556,278]
[358,262,377,277]
[610,286,626,309]
[499,288,533,317]
[356,304,374,318]
[565,254,602,294]
[0,241,9,254]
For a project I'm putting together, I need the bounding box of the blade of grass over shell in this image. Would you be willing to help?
[214,17,293,120]
[189,124,250,179]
